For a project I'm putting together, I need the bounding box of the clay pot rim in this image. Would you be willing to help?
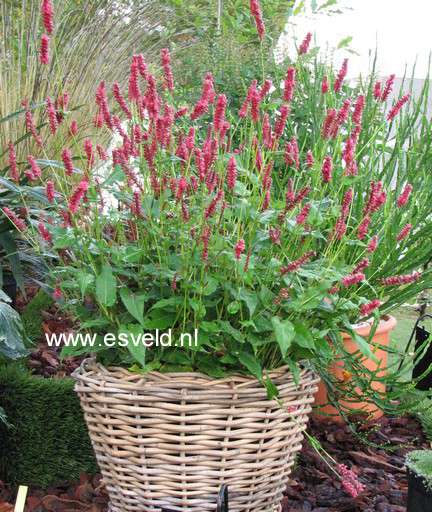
[340,314,397,339]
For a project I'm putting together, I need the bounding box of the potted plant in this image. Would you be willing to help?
[406,450,432,512]
[5,0,432,510]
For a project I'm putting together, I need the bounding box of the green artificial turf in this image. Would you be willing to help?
[20,289,54,343]
[0,363,98,487]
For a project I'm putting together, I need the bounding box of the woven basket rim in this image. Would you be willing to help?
[73,357,317,392]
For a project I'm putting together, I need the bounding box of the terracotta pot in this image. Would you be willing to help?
[314,315,397,421]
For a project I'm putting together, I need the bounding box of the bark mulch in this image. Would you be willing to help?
[0,414,425,511]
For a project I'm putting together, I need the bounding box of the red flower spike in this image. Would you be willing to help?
[161,48,174,91]
[298,32,312,55]
[357,216,371,240]
[40,34,50,65]
[397,184,413,208]
[8,141,19,183]
[283,67,296,103]
[213,94,227,132]
[381,74,395,102]
[321,156,333,183]
[249,0,266,41]
[41,0,54,34]
[388,93,411,120]
[235,239,246,260]
[321,75,329,94]
[334,59,348,93]
[45,97,58,134]
[2,207,26,232]
[341,272,365,287]
[397,223,411,242]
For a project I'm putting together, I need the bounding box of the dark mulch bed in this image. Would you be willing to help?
[0,414,425,511]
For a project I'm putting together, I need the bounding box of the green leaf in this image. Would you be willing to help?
[201,321,220,333]
[77,274,95,301]
[0,233,25,295]
[271,317,295,357]
[238,287,259,318]
[227,301,240,314]
[264,374,279,400]
[150,297,178,310]
[0,102,45,125]
[103,164,125,185]
[95,265,117,307]
[346,326,379,364]
[292,320,313,349]
[143,310,176,329]
[219,320,244,342]
[120,288,146,325]
[120,324,146,367]
[238,351,262,379]
[203,276,219,295]
[0,300,28,359]
[337,36,353,49]
[288,281,332,312]
[189,297,206,318]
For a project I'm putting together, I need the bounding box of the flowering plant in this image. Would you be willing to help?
[3,1,431,389]
[6,45,430,385]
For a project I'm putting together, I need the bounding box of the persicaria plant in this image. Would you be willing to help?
[4,46,429,384]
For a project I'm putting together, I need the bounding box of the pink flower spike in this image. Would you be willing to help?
[161,48,174,91]
[358,216,371,240]
[341,272,365,287]
[296,203,311,225]
[46,181,55,202]
[388,93,411,120]
[397,223,411,242]
[352,94,365,124]
[227,156,237,191]
[367,235,377,253]
[249,0,266,41]
[260,79,273,98]
[40,34,50,65]
[235,238,246,260]
[337,463,365,498]
[2,207,26,232]
[306,150,314,168]
[397,184,413,207]
[373,80,381,100]
[321,156,333,183]
[61,148,74,176]
[41,0,54,34]
[54,285,62,300]
[321,75,329,94]
[381,74,395,102]
[27,155,42,179]
[360,299,381,317]
[67,119,77,138]
[45,97,58,134]
[334,59,348,93]
[381,271,421,286]
[8,141,19,183]
[298,32,312,55]
[274,105,290,138]
[322,108,337,139]
[280,250,316,275]
[213,94,227,132]
[283,67,296,103]
[38,219,52,243]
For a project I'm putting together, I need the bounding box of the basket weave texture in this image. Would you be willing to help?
[73,359,319,512]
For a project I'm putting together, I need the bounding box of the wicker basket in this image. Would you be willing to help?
[73,359,319,512]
